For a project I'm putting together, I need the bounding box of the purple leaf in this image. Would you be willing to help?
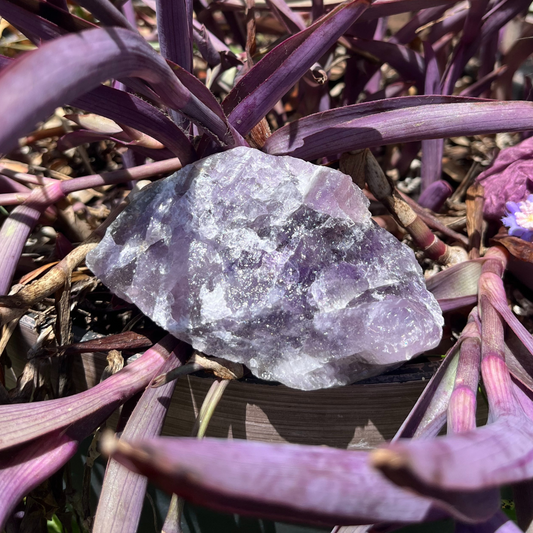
[345,38,426,88]
[157,0,192,72]
[421,41,443,191]
[454,511,522,533]
[476,136,533,220]
[396,318,480,441]
[418,180,452,211]
[447,319,481,434]
[482,273,533,359]
[264,0,306,32]
[426,258,484,300]
[441,0,490,95]
[74,85,197,163]
[360,0,460,20]
[263,99,533,161]
[0,335,178,452]
[372,407,533,494]
[223,0,371,136]
[156,0,193,127]
[192,20,228,67]
[0,27,237,155]
[0,0,65,40]
[372,251,533,508]
[93,343,189,533]
[461,66,507,98]
[75,0,134,29]
[104,436,448,526]
[388,5,450,45]
[0,0,94,40]
[0,54,197,163]
[0,431,78,530]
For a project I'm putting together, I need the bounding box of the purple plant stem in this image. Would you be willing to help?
[93,342,189,533]
[0,167,55,186]
[0,157,183,296]
[0,335,179,452]
[447,314,481,434]
[482,259,533,358]
[0,174,33,195]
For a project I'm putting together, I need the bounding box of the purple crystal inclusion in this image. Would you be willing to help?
[87,147,443,390]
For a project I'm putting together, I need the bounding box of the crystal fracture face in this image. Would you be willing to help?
[87,147,443,390]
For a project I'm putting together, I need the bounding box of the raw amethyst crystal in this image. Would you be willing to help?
[87,147,443,390]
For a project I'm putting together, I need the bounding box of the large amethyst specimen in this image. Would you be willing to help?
[87,147,443,390]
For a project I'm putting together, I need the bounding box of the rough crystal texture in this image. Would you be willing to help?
[87,147,443,390]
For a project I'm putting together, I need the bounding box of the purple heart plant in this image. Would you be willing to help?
[2,0,533,531]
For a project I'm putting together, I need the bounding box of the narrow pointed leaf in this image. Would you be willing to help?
[0,0,94,39]
[346,38,426,87]
[0,55,197,162]
[75,0,134,29]
[0,0,65,40]
[0,27,236,154]
[74,85,197,163]
[361,0,459,19]
[105,436,448,526]
[224,0,371,136]
[421,40,443,191]
[264,0,306,32]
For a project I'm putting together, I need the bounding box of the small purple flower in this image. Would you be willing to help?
[502,194,533,242]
